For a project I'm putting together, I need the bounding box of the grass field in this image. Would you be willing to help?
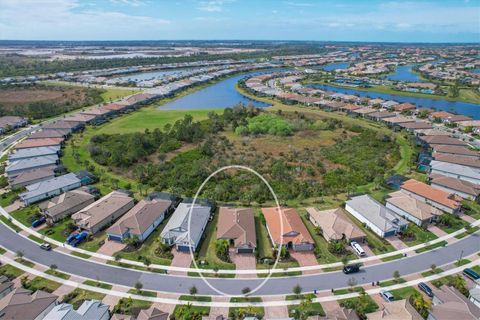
[27,276,61,293]
[63,288,106,309]
[0,264,24,280]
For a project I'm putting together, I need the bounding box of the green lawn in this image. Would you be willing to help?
[10,206,39,226]
[63,288,106,309]
[27,277,61,293]
[285,293,316,301]
[390,287,420,300]
[127,289,157,297]
[179,295,212,302]
[45,269,70,280]
[83,280,113,290]
[471,265,480,274]
[174,304,210,318]
[113,298,152,315]
[254,209,274,261]
[78,232,107,252]
[461,200,480,220]
[0,190,20,207]
[402,224,438,247]
[0,264,24,280]
[455,259,471,267]
[421,268,444,277]
[381,253,404,262]
[455,226,480,239]
[288,302,325,318]
[437,218,470,234]
[379,278,406,287]
[393,135,414,174]
[39,218,72,242]
[415,240,447,253]
[229,306,264,320]
[333,287,364,295]
[339,295,378,318]
[71,251,92,259]
[0,216,21,232]
[15,258,35,268]
[119,217,173,266]
[100,88,138,102]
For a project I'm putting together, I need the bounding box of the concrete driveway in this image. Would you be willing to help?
[97,239,126,256]
[289,251,318,274]
[171,250,193,275]
[229,249,256,278]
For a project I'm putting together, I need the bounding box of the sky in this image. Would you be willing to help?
[0,0,479,43]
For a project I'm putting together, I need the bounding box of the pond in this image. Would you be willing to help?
[307,83,480,119]
[321,62,350,71]
[386,65,422,82]
[158,70,282,110]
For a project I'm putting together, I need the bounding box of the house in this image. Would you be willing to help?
[62,114,96,124]
[429,173,480,200]
[160,202,211,252]
[399,122,433,132]
[433,153,480,169]
[28,129,68,140]
[72,190,135,234]
[217,207,257,253]
[366,299,422,320]
[262,207,314,251]
[0,288,58,320]
[418,135,468,147]
[394,103,416,113]
[6,155,58,177]
[42,120,84,133]
[345,195,408,238]
[430,160,480,185]
[136,306,169,320]
[14,137,64,150]
[8,146,60,162]
[0,116,28,133]
[469,286,480,308]
[400,179,462,214]
[107,198,172,243]
[306,207,365,243]
[43,300,110,320]
[19,173,82,205]
[9,166,56,189]
[428,285,480,320]
[367,111,396,121]
[415,128,451,136]
[352,107,376,117]
[429,111,455,122]
[0,276,13,299]
[386,191,443,227]
[381,100,399,109]
[383,116,415,127]
[39,187,95,223]
[432,145,478,159]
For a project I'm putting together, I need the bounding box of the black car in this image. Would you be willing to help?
[343,264,360,274]
[418,282,433,297]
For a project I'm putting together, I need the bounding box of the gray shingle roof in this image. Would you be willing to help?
[8,146,60,161]
[6,155,58,174]
[20,173,81,201]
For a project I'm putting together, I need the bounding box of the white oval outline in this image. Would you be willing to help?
[186,165,284,296]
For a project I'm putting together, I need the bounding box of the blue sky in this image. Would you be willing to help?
[0,0,479,42]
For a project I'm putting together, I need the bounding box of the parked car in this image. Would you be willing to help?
[350,241,366,257]
[31,217,46,228]
[70,231,89,247]
[463,268,480,282]
[66,232,78,244]
[40,243,51,251]
[418,282,433,297]
[343,264,360,274]
[380,289,394,302]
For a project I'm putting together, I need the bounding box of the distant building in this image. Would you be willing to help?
[430,160,480,185]
[8,146,60,162]
[19,173,82,205]
[6,155,58,177]
[8,166,56,189]
[430,173,480,200]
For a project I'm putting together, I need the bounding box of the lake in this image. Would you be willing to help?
[322,62,350,71]
[159,70,279,110]
[307,83,480,119]
[386,65,422,82]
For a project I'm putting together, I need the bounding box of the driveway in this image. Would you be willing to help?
[97,239,126,256]
[289,251,318,275]
[229,249,256,278]
[386,236,408,251]
[171,250,192,275]
[263,296,288,318]
[428,225,456,244]
[5,200,23,213]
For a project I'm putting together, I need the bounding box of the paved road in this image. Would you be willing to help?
[1,222,478,296]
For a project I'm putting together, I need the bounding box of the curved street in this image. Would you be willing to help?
[1,221,478,296]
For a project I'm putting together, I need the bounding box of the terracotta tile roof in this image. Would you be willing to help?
[394,103,416,112]
[217,207,256,249]
[400,179,461,210]
[386,191,443,221]
[261,207,313,246]
[430,111,454,119]
[306,207,365,242]
[14,137,63,150]
[366,299,423,320]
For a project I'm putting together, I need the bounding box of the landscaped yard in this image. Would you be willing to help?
[0,264,24,280]
[39,218,73,242]
[113,297,152,315]
[25,276,61,293]
[83,280,113,290]
[390,287,420,300]
[401,224,438,247]
[288,301,325,318]
[45,269,70,280]
[10,206,40,226]
[229,306,264,320]
[78,232,107,252]
[62,288,106,309]
[339,295,378,318]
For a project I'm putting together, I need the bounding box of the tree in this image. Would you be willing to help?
[393,270,401,283]
[430,264,437,273]
[347,277,358,291]
[296,297,313,320]
[242,287,251,296]
[134,281,143,292]
[50,264,58,271]
[15,250,24,260]
[114,253,122,262]
[409,291,430,318]
[293,284,302,297]
[189,286,198,296]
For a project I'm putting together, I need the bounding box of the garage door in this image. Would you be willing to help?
[237,248,254,254]
[177,245,192,252]
[108,234,123,242]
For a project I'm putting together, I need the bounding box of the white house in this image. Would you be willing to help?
[430,160,480,185]
[386,191,443,227]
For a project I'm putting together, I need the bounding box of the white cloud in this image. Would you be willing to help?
[197,0,233,12]
[109,0,147,6]
[0,0,170,40]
